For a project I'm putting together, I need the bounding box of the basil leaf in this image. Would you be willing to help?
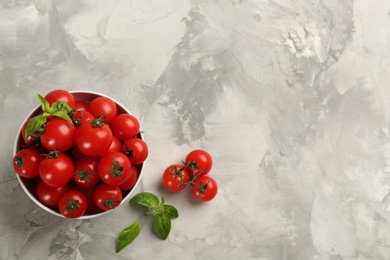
[51,101,73,114]
[162,204,178,219]
[131,192,160,208]
[116,221,140,253]
[153,214,171,240]
[37,94,51,113]
[24,114,48,143]
[51,110,73,124]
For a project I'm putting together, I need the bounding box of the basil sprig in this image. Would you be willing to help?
[131,192,178,240]
[24,94,73,143]
[115,192,179,253]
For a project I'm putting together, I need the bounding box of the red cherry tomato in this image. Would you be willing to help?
[118,165,138,191]
[13,148,42,178]
[101,136,122,156]
[87,97,117,124]
[73,157,100,188]
[191,175,218,202]
[39,152,74,187]
[36,181,70,207]
[59,190,87,218]
[94,183,122,211]
[110,114,140,140]
[70,184,99,213]
[72,110,94,126]
[40,118,76,152]
[162,164,190,192]
[98,152,131,186]
[45,89,76,108]
[76,116,113,157]
[185,149,212,177]
[73,101,88,111]
[122,138,148,165]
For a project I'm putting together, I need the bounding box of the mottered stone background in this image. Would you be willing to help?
[1,0,390,259]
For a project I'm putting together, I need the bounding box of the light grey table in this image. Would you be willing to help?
[2,1,390,259]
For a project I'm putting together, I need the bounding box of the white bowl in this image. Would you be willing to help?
[13,91,145,219]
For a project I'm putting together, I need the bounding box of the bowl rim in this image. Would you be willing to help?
[13,90,145,219]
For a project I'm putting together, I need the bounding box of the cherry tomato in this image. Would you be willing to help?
[13,148,42,178]
[45,89,76,108]
[191,175,218,202]
[59,190,87,218]
[73,101,88,111]
[98,152,131,186]
[87,97,117,124]
[118,165,138,191]
[162,164,190,192]
[122,138,148,165]
[110,114,140,140]
[40,118,76,152]
[71,147,87,160]
[36,181,70,207]
[101,136,122,156]
[76,116,113,157]
[70,184,99,213]
[72,110,94,126]
[73,157,100,188]
[185,150,212,177]
[94,183,122,211]
[39,152,74,187]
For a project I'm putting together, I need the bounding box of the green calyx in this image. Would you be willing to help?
[110,157,124,177]
[65,198,80,218]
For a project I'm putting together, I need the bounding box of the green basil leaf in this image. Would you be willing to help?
[131,192,159,208]
[153,214,171,240]
[51,110,73,124]
[51,101,73,114]
[162,204,178,219]
[116,221,140,253]
[37,94,51,113]
[24,114,48,143]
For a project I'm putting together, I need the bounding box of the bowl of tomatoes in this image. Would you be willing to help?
[12,90,148,219]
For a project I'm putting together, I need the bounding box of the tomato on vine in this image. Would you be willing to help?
[185,150,212,177]
[162,164,190,192]
[191,175,218,202]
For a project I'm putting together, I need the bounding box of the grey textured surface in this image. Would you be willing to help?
[2,0,390,259]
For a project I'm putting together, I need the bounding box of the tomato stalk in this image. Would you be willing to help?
[42,150,60,159]
[92,115,107,128]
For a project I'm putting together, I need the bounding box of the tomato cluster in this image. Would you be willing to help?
[13,90,147,218]
[162,150,218,202]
